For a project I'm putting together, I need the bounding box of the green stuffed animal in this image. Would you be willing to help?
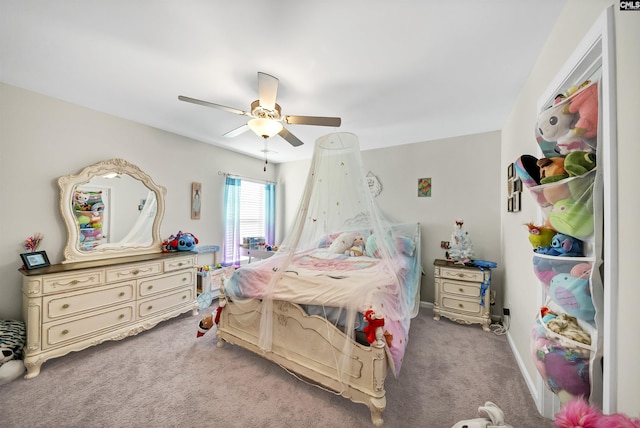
[548,198,594,239]
[564,151,596,177]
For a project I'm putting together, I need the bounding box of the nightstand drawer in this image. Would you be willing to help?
[439,266,486,283]
[442,280,481,298]
[442,297,482,316]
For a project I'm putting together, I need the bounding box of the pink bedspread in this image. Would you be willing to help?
[225,249,415,376]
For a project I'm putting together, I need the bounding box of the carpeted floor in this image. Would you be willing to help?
[0,306,553,427]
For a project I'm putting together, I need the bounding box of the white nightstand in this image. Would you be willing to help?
[433,259,491,331]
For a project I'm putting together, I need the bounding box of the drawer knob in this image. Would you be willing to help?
[182,295,187,300]
[119,292,125,297]
[132,270,140,275]
[458,303,464,309]
[182,277,187,282]
[71,280,79,285]
[178,262,184,266]
[459,288,464,293]
[61,329,69,335]
[147,305,153,311]
[62,303,70,309]
[147,285,153,290]
[457,273,464,278]
[119,314,125,319]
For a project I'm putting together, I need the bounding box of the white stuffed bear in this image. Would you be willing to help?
[450,402,513,428]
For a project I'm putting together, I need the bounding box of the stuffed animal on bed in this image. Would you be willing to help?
[345,234,366,257]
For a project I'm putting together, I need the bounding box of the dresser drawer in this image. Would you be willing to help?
[442,279,481,298]
[164,256,195,272]
[43,282,135,322]
[42,304,135,349]
[138,270,194,297]
[138,287,194,318]
[105,261,162,283]
[42,270,104,294]
[439,266,486,283]
[441,296,482,316]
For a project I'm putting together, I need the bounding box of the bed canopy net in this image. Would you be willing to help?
[223,132,422,379]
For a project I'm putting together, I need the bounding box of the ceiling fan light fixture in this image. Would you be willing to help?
[247,118,283,139]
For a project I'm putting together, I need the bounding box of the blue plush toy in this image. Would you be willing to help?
[534,233,583,257]
[163,231,198,252]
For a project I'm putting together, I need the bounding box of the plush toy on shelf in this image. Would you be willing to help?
[566,82,599,139]
[525,222,556,251]
[537,157,568,184]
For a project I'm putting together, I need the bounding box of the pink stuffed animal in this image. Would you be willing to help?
[554,397,640,428]
[567,82,598,139]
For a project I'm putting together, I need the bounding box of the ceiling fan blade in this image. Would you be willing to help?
[284,115,341,127]
[178,95,249,116]
[278,127,304,147]
[258,72,279,111]
[223,124,250,138]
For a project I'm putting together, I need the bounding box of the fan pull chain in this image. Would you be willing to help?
[263,138,268,172]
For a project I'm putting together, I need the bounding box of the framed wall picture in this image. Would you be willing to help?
[191,182,202,219]
[21,251,50,270]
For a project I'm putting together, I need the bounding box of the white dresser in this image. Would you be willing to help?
[433,259,491,331]
[20,251,197,378]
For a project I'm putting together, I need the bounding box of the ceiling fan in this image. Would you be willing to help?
[178,72,341,147]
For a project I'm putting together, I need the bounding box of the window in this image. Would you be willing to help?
[223,177,275,265]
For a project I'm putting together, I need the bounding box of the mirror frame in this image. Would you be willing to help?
[58,158,166,263]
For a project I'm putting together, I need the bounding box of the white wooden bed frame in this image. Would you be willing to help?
[215,289,391,426]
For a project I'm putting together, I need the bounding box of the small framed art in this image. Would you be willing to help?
[21,251,51,270]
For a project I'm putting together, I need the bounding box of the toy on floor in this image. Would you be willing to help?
[0,320,26,385]
[450,401,513,428]
[196,314,214,338]
[554,397,640,428]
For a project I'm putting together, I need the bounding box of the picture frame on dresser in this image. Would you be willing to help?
[20,251,50,270]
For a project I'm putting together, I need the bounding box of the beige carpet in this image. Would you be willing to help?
[0,306,553,428]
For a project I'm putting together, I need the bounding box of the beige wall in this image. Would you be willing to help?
[278,131,503,309]
[501,0,640,416]
[0,83,277,320]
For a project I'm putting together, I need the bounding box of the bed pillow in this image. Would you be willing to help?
[367,234,416,258]
[328,232,357,254]
[395,236,416,257]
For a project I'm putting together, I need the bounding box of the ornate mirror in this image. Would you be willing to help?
[58,158,166,263]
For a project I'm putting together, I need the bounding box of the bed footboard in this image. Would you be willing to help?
[216,295,389,426]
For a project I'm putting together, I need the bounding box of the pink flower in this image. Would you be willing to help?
[24,232,44,252]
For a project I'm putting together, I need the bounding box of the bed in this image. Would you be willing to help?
[214,223,422,426]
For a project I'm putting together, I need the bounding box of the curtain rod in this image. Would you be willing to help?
[217,171,277,185]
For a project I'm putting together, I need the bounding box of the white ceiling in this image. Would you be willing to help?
[1,1,566,163]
